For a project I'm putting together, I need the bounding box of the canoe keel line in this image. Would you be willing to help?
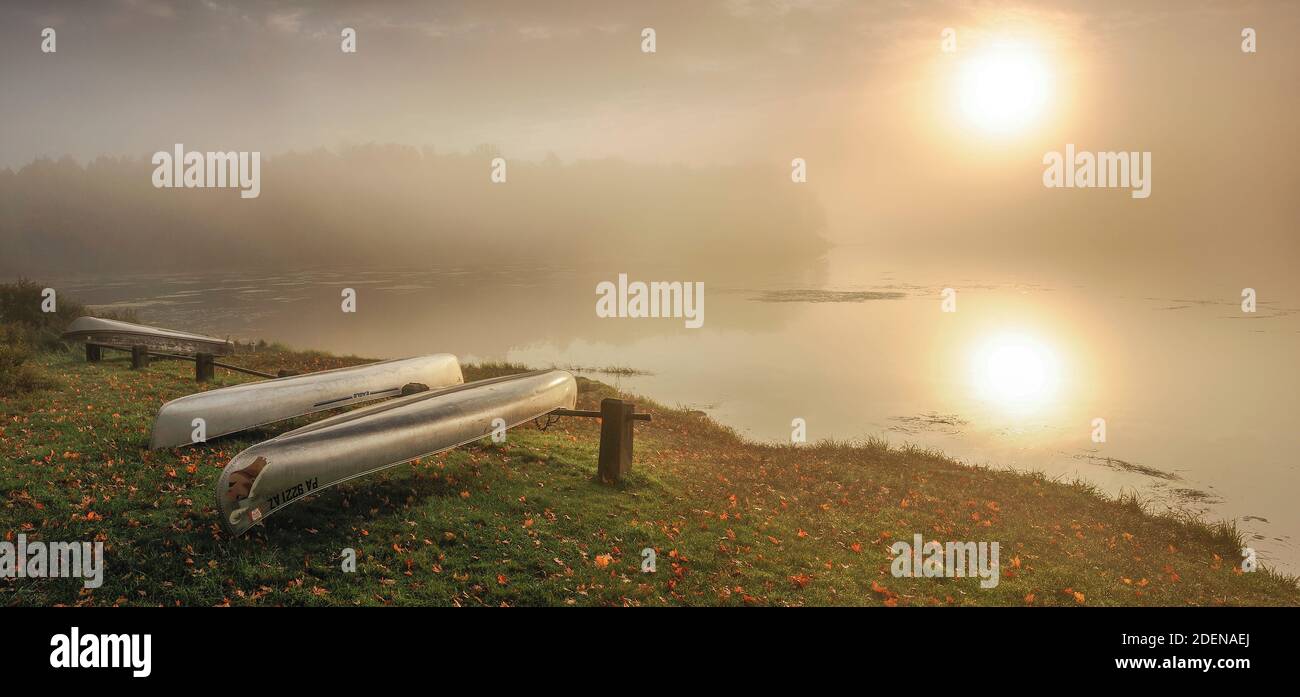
[150,355,463,448]
[217,370,578,536]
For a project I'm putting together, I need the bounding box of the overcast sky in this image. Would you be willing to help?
[2,0,1297,273]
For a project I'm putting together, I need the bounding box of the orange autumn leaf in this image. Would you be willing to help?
[1024,593,1036,604]
[1073,591,1085,604]
[790,573,812,589]
[850,542,862,553]
[496,574,508,586]
[594,554,612,569]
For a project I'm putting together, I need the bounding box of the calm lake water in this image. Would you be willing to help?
[44,245,1300,572]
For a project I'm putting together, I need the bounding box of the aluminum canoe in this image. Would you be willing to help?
[150,354,464,448]
[216,369,577,536]
[62,316,234,355]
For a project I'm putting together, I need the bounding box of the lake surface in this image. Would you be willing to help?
[43,245,1300,572]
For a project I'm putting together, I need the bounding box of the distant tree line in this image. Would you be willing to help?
[0,144,827,276]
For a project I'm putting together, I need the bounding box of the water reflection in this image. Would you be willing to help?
[968,331,1063,411]
[43,247,1300,572]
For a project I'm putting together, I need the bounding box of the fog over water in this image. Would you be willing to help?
[42,247,1300,572]
[2,0,1298,572]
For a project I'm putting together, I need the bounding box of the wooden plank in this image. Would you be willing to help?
[211,360,278,379]
[551,407,651,421]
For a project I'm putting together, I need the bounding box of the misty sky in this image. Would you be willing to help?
[2,0,1297,277]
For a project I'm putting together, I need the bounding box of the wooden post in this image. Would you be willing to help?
[195,352,215,382]
[86,344,101,362]
[130,345,149,370]
[597,398,635,483]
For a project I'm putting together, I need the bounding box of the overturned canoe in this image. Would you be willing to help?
[150,354,464,448]
[216,369,577,536]
[62,316,234,355]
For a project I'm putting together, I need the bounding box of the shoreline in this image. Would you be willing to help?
[2,344,1297,606]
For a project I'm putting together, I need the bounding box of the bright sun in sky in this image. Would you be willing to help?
[957,42,1052,134]
[971,332,1061,408]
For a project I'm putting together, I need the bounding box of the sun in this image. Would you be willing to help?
[970,332,1061,408]
[957,42,1051,134]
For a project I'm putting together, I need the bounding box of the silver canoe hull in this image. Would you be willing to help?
[216,369,577,536]
[150,355,464,448]
[62,316,233,355]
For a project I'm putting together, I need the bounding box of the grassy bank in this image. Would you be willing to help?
[2,346,1297,606]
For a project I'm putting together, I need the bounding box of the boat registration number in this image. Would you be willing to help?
[268,478,320,510]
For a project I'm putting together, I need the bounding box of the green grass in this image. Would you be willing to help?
[2,348,1297,606]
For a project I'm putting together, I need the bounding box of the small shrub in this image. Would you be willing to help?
[0,323,56,395]
[0,278,137,352]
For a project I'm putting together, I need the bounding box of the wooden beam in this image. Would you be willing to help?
[551,408,651,421]
[195,352,215,382]
[130,345,149,370]
[597,398,635,484]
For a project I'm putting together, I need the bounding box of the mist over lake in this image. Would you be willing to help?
[4,0,1299,621]
[37,243,1300,572]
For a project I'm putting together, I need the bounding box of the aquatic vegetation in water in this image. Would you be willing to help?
[888,412,968,435]
[753,289,906,303]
